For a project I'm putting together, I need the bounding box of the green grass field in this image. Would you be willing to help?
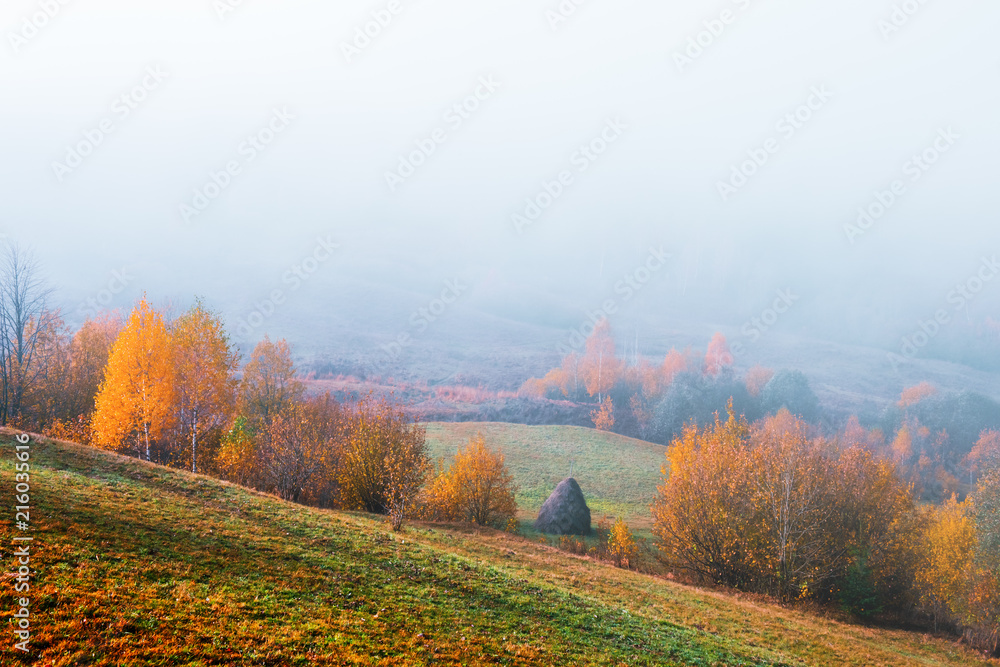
[424,422,666,527]
[0,430,990,666]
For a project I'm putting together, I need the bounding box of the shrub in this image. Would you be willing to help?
[338,395,428,517]
[423,433,518,529]
[653,405,916,603]
[608,518,638,569]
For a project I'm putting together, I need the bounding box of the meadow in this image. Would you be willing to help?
[424,422,666,527]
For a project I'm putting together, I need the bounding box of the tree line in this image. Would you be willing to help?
[0,249,516,531]
[522,320,1000,501]
[653,405,1000,655]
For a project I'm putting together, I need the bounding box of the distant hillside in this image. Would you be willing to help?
[6,431,989,666]
[289,291,1000,425]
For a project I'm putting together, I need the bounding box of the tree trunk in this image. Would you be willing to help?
[191,407,198,473]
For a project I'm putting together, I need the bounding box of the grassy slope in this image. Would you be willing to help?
[424,422,665,527]
[1,432,990,667]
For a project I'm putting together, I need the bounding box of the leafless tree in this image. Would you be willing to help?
[0,243,54,425]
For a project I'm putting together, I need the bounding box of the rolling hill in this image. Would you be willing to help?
[1,430,989,666]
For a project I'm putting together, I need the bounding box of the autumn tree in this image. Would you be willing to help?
[704,332,733,377]
[748,410,843,597]
[91,297,174,461]
[744,365,774,398]
[170,300,238,473]
[966,430,1000,483]
[338,395,428,517]
[64,313,122,420]
[0,243,56,425]
[654,404,916,602]
[915,497,977,630]
[265,394,344,504]
[579,319,622,402]
[661,348,688,389]
[424,433,517,529]
[217,394,345,505]
[591,396,615,431]
[910,473,1000,653]
[840,415,884,453]
[891,424,914,466]
[17,311,70,430]
[652,405,755,588]
[26,312,121,443]
[607,518,638,569]
[216,415,258,488]
[238,335,303,427]
[899,382,937,409]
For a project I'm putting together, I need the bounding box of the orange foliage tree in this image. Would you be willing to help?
[338,395,428,519]
[423,433,517,529]
[16,311,70,430]
[704,332,733,377]
[171,300,238,473]
[744,365,774,398]
[239,335,303,426]
[259,394,345,505]
[91,298,174,461]
[966,430,1000,482]
[607,518,638,569]
[579,319,622,402]
[652,405,754,588]
[653,404,916,602]
[661,348,689,387]
[591,396,614,431]
[899,382,937,408]
[65,313,122,420]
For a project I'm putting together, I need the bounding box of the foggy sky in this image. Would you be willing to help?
[2,0,998,370]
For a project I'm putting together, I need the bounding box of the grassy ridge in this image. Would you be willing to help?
[424,422,665,526]
[0,432,988,666]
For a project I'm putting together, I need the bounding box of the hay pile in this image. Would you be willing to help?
[534,478,591,536]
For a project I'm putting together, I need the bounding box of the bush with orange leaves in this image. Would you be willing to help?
[653,403,917,605]
[607,518,638,569]
[911,465,1000,655]
[338,395,429,525]
[422,433,518,529]
[590,396,614,431]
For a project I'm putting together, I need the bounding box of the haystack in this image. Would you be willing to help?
[534,477,591,535]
